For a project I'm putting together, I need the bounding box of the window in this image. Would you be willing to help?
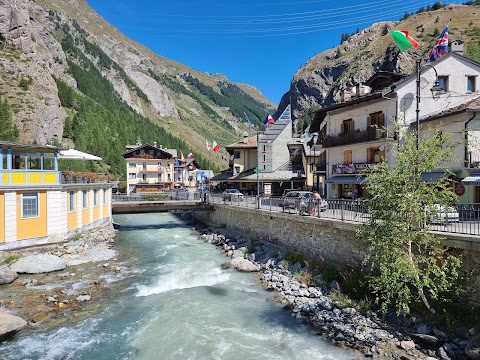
[263,145,266,152]
[12,151,25,169]
[43,153,55,170]
[235,166,241,174]
[82,190,88,209]
[22,192,38,218]
[438,76,449,92]
[344,150,352,164]
[368,112,384,127]
[234,151,241,159]
[341,119,354,134]
[94,189,98,207]
[149,149,154,156]
[367,147,385,163]
[467,76,476,93]
[129,173,136,179]
[142,162,147,170]
[69,191,76,212]
[129,163,136,168]
[142,174,147,181]
[1,149,5,170]
[103,189,107,204]
[140,149,145,155]
[26,152,41,170]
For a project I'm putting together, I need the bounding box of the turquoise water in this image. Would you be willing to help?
[1,213,355,360]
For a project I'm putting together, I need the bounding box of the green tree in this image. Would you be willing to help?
[357,125,462,315]
[0,99,19,141]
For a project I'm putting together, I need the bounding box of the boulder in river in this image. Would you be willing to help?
[10,254,67,274]
[0,267,18,284]
[0,310,27,342]
[222,258,259,272]
[466,335,480,360]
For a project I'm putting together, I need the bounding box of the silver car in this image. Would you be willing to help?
[282,191,327,215]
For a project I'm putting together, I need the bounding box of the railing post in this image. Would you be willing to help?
[341,200,345,221]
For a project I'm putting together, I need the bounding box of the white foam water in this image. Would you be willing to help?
[2,213,355,360]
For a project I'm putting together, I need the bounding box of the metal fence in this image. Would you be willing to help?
[208,194,480,236]
[113,191,201,202]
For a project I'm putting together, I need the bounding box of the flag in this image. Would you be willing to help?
[212,140,220,152]
[206,140,211,152]
[180,151,185,161]
[263,114,275,126]
[188,152,193,159]
[389,30,419,51]
[427,26,448,62]
[244,112,255,130]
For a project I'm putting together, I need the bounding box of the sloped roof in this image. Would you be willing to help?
[417,95,480,124]
[122,144,173,159]
[259,104,292,143]
[0,141,58,152]
[225,136,257,154]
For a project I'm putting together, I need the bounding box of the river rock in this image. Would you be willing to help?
[0,267,18,284]
[0,310,27,342]
[222,258,259,272]
[466,335,480,360]
[10,254,67,274]
[413,333,438,345]
[76,295,91,302]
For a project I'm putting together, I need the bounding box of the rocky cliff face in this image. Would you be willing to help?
[275,4,480,128]
[0,0,67,144]
[0,0,275,149]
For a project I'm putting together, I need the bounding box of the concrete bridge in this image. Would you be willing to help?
[111,192,209,214]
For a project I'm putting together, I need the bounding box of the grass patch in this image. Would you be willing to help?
[0,254,19,266]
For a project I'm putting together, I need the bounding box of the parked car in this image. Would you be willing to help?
[282,191,327,215]
[223,189,244,201]
[426,204,460,224]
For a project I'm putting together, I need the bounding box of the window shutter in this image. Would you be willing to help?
[367,116,372,127]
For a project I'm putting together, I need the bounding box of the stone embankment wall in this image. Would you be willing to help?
[194,204,480,305]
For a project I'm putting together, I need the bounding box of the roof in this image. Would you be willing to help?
[259,105,292,143]
[122,143,174,159]
[225,136,257,154]
[0,141,58,152]
[415,95,480,124]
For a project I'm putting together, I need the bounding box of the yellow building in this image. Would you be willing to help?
[0,141,113,249]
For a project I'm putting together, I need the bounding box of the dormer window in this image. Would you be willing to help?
[438,76,449,92]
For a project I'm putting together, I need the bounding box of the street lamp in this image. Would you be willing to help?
[415,59,443,150]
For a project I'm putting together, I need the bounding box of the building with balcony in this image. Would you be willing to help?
[0,141,113,249]
[214,105,305,195]
[123,143,176,194]
[310,50,480,199]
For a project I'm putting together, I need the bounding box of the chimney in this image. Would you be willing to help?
[449,39,464,56]
[242,131,249,143]
[356,83,361,97]
[154,141,157,147]
[340,89,345,102]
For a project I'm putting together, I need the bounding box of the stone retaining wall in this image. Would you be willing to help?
[194,205,480,305]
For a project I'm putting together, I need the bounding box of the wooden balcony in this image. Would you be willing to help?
[322,127,392,148]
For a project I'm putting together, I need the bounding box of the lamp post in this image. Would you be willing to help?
[415,59,443,150]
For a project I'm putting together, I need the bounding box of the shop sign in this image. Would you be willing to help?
[332,163,375,174]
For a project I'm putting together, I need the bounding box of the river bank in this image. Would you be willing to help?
[197,226,480,360]
[0,223,125,337]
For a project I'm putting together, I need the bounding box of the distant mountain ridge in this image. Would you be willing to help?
[0,0,275,175]
[275,2,480,133]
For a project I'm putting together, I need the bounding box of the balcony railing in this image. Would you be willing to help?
[322,127,392,148]
[61,172,113,184]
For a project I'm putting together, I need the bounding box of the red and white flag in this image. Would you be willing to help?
[206,140,211,152]
[212,140,220,152]
[187,152,194,159]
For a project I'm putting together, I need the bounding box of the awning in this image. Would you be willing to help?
[462,174,480,186]
[58,149,102,161]
[326,175,366,184]
[420,171,453,182]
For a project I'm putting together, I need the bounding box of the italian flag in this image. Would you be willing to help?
[212,140,220,152]
[389,30,419,51]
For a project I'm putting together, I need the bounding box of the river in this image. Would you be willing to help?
[1,213,355,360]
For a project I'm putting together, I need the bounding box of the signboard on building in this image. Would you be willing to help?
[332,163,375,174]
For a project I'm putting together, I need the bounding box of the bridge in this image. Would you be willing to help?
[111,192,207,214]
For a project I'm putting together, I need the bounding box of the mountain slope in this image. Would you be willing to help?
[0,0,275,176]
[276,3,480,132]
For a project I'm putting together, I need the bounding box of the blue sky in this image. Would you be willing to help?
[86,0,454,105]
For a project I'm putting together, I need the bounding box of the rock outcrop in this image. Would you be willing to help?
[0,310,27,342]
[10,253,67,274]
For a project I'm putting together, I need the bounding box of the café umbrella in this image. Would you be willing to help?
[58,149,102,161]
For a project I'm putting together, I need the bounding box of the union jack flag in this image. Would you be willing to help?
[427,26,448,62]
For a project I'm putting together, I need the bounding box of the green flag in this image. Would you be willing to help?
[390,30,419,52]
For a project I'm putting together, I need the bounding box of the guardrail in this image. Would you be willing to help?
[208,194,480,236]
[113,191,202,202]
